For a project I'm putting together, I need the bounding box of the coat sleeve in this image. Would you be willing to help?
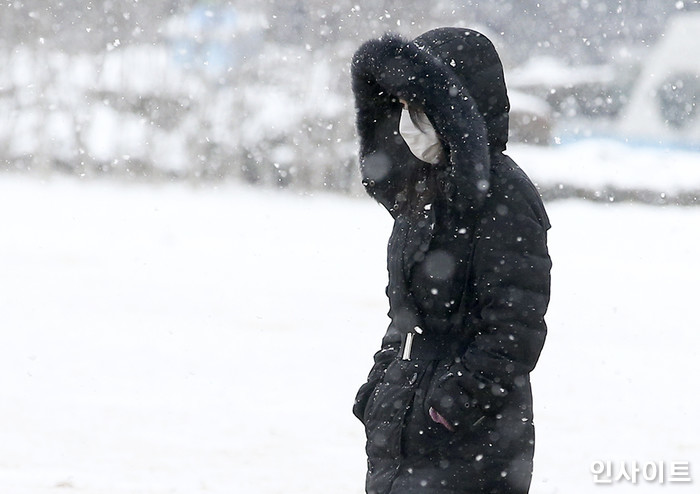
[460,176,551,411]
[426,174,551,427]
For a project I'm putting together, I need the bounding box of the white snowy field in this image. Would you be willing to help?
[512,140,700,196]
[1,150,700,493]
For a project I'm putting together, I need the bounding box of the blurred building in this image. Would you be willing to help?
[618,13,700,148]
[162,4,266,82]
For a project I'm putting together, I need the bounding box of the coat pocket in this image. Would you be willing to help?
[401,361,455,457]
[364,360,424,460]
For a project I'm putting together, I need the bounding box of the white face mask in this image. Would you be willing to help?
[399,108,444,164]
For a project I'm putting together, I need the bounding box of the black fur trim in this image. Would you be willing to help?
[351,33,491,213]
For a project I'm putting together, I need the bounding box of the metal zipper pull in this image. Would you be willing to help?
[402,332,414,361]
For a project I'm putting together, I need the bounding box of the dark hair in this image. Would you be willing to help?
[409,106,430,133]
[397,97,430,134]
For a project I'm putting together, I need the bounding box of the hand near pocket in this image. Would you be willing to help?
[428,406,455,432]
[426,363,499,431]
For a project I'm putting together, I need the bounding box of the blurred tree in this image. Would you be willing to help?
[0,0,695,187]
[0,0,687,63]
[0,0,191,52]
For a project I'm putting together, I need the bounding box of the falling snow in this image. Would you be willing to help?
[1,174,699,493]
[0,2,699,493]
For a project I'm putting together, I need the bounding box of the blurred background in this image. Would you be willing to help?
[2,3,700,493]
[1,0,699,198]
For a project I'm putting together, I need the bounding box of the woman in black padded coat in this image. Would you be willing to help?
[350,28,552,494]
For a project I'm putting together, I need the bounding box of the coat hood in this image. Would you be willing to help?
[351,28,510,212]
[413,28,510,151]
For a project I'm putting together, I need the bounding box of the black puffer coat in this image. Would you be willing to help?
[351,29,552,494]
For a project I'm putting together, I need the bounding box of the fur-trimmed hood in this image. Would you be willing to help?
[351,28,510,212]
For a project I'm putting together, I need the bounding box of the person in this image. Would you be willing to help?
[350,28,552,494]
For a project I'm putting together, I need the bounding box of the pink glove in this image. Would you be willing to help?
[428,406,455,432]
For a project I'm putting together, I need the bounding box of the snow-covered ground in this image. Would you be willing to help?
[1,144,699,493]
[513,140,700,197]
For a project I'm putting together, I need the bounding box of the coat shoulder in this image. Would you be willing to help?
[483,154,551,231]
